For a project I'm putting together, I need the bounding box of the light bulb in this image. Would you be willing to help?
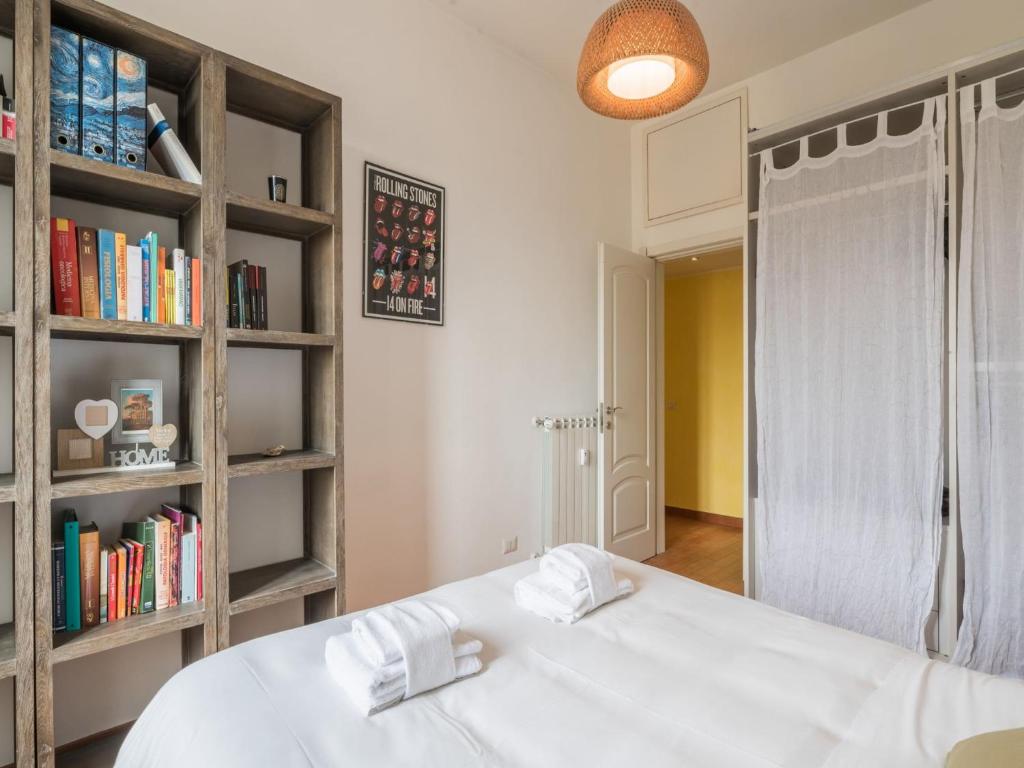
[606,56,676,100]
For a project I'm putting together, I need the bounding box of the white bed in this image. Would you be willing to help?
[117,558,1024,767]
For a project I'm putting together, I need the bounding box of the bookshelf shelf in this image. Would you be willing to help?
[228,558,336,616]
[0,311,15,333]
[49,462,204,500]
[0,623,15,680]
[0,473,15,504]
[51,602,206,664]
[49,150,202,217]
[227,449,335,479]
[226,190,333,239]
[54,724,131,768]
[49,314,203,343]
[225,328,335,349]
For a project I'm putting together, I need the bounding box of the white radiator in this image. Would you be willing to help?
[534,415,599,550]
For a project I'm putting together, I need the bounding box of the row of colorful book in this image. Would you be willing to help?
[52,507,203,632]
[227,259,269,330]
[50,217,202,326]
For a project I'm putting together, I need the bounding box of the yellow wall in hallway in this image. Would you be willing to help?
[664,268,743,518]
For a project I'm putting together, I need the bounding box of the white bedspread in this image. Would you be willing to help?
[117,558,1024,767]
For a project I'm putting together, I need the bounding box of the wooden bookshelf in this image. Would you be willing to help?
[216,55,344,652]
[22,1,344,764]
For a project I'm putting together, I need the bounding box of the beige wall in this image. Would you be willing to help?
[632,0,1024,253]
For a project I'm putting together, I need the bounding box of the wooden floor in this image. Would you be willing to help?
[644,512,744,595]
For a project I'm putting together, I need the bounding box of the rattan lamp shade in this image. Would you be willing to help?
[577,0,709,120]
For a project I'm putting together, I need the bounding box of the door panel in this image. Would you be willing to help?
[599,243,657,561]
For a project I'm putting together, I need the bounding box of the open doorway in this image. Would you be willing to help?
[645,246,744,594]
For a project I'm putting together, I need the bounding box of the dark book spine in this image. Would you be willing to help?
[227,265,239,328]
[240,260,251,329]
[258,266,268,330]
[52,543,66,632]
[246,264,258,331]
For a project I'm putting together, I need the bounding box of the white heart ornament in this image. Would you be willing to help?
[148,423,177,450]
[74,399,118,440]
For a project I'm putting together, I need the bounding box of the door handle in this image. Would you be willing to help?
[605,405,623,415]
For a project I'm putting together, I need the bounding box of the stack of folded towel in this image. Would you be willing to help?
[514,542,633,623]
[325,600,482,715]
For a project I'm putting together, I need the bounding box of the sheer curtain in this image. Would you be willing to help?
[953,80,1024,678]
[755,98,946,652]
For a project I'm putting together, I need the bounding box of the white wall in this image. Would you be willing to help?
[35,0,631,747]
[632,0,1024,252]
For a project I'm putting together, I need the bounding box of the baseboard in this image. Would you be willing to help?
[667,505,743,529]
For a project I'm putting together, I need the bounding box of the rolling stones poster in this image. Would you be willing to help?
[363,163,445,325]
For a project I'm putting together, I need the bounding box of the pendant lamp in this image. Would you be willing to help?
[577,0,709,120]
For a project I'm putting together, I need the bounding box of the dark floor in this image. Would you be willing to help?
[644,512,744,595]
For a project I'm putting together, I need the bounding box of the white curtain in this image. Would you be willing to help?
[953,80,1024,678]
[755,98,946,652]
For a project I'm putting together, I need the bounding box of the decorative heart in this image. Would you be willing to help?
[74,399,118,440]
[148,423,177,450]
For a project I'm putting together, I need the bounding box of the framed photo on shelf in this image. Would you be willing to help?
[362,162,445,326]
[111,379,163,444]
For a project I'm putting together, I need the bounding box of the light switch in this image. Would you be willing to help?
[579,448,590,466]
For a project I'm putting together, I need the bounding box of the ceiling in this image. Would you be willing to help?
[429,0,931,97]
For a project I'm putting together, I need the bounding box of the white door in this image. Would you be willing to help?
[598,243,657,561]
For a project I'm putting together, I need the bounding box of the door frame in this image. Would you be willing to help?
[646,225,751,597]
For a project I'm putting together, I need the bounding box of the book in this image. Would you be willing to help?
[148,514,171,610]
[49,26,80,154]
[122,520,156,613]
[98,229,118,320]
[173,249,187,325]
[51,541,66,632]
[184,254,192,326]
[63,511,81,632]
[80,37,115,163]
[121,536,134,619]
[126,244,143,321]
[50,217,81,316]
[180,514,198,604]
[106,548,117,622]
[247,264,258,330]
[123,539,144,614]
[147,233,160,322]
[114,49,147,171]
[160,506,184,606]
[258,265,268,330]
[112,541,126,620]
[157,263,165,324]
[99,545,108,624]
[77,227,100,319]
[141,239,151,322]
[115,231,128,320]
[191,258,202,327]
[227,264,240,328]
[79,522,100,628]
[196,518,203,601]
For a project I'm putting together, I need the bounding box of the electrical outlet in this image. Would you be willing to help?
[502,536,518,555]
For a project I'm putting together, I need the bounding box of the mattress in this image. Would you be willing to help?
[116,558,1024,767]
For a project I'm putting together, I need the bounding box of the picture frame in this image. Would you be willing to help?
[362,162,446,326]
[110,379,163,444]
[55,428,105,472]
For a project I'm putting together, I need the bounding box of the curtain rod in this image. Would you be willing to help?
[753,95,938,158]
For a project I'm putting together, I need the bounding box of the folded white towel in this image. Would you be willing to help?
[327,634,483,720]
[352,600,459,667]
[514,570,633,623]
[543,544,618,608]
[327,599,483,716]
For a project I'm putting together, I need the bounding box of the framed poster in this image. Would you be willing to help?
[363,162,445,325]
